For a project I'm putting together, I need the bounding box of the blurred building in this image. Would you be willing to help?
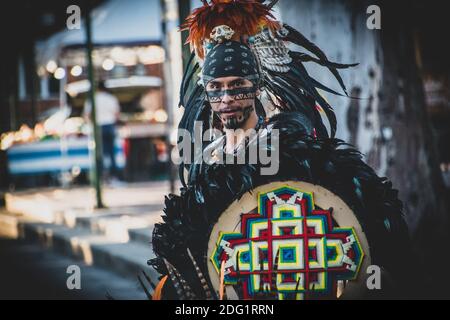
[1,0,172,188]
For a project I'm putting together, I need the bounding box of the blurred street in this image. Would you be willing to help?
[0,238,147,300]
[0,0,184,301]
[0,181,180,299]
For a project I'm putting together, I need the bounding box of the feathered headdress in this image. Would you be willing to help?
[178,0,358,182]
[182,0,280,59]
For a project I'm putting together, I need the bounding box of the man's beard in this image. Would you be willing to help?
[219,105,254,130]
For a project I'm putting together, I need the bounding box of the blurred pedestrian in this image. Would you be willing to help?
[84,80,120,181]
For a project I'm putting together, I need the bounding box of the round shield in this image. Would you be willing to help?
[207,181,372,300]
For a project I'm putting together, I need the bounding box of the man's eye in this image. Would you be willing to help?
[234,81,244,87]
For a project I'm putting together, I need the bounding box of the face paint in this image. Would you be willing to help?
[218,105,254,129]
[206,87,257,104]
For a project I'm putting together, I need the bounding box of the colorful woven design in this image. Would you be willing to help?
[211,186,364,300]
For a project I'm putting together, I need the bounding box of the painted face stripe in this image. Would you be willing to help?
[207,87,257,103]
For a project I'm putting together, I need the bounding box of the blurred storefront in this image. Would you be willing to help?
[1,0,171,187]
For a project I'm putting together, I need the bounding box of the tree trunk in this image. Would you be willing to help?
[378,0,450,295]
[278,0,450,296]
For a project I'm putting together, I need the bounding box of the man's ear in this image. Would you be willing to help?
[256,89,261,97]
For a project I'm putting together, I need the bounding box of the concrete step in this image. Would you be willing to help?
[129,227,153,245]
[0,210,22,239]
[18,220,160,284]
[4,182,172,223]
[1,182,170,292]
[5,192,60,223]
[63,208,162,245]
[5,191,163,245]
[0,237,149,300]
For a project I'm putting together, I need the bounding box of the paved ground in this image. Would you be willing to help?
[0,237,148,300]
[0,181,182,300]
[5,181,181,222]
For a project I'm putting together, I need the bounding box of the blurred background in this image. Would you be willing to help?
[0,0,172,189]
[0,0,448,299]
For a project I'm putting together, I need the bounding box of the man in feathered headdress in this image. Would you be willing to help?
[147,0,412,300]
[176,0,358,181]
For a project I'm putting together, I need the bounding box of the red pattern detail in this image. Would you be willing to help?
[227,191,357,299]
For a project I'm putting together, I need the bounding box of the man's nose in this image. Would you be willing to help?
[221,91,234,104]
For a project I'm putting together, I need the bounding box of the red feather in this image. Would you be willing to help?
[181,0,280,59]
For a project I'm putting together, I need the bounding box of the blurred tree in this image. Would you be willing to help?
[279,0,450,297]
[377,0,450,297]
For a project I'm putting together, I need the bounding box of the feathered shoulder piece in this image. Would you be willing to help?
[182,0,280,59]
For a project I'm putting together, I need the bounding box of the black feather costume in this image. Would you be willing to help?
[148,0,413,300]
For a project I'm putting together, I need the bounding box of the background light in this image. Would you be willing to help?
[70,65,82,77]
[102,59,115,71]
[46,60,58,73]
[137,46,165,65]
[54,67,66,80]
[154,109,168,123]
